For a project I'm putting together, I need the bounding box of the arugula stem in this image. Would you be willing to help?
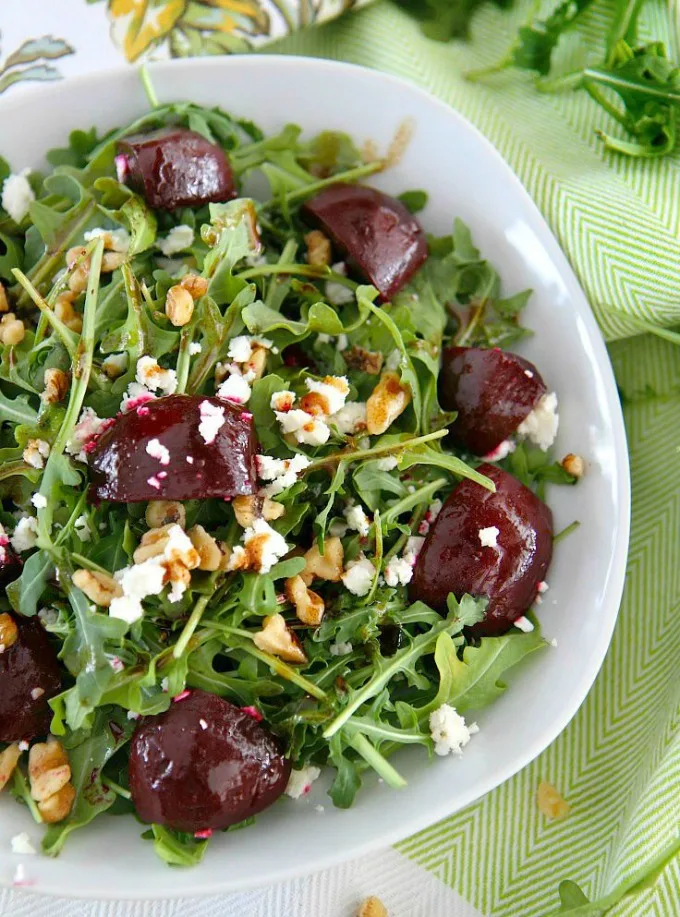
[12,769,43,824]
[553,519,581,544]
[102,776,132,800]
[348,731,407,789]
[281,161,385,205]
[382,477,446,528]
[536,70,585,94]
[174,326,194,394]
[583,67,680,104]
[139,64,159,109]
[365,510,383,604]
[70,552,110,575]
[237,262,355,290]
[12,270,78,359]
[55,493,88,547]
[305,429,447,473]
[173,594,211,660]
[265,239,297,308]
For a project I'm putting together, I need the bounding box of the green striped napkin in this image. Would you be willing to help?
[271,3,680,914]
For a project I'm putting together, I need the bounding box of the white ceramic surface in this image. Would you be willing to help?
[0,56,630,899]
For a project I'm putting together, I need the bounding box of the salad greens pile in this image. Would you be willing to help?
[0,82,570,866]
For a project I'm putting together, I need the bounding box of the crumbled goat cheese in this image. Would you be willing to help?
[326,262,354,305]
[74,514,92,542]
[2,170,34,223]
[30,687,44,700]
[31,493,47,509]
[109,559,165,624]
[256,453,310,496]
[23,439,50,469]
[10,516,39,553]
[336,333,349,352]
[225,545,247,571]
[524,370,534,379]
[188,342,202,355]
[84,227,130,252]
[65,406,109,462]
[12,863,27,886]
[478,526,500,548]
[146,438,170,464]
[276,408,330,446]
[217,373,251,405]
[228,335,256,363]
[305,376,349,415]
[120,381,155,413]
[517,392,559,451]
[341,556,375,596]
[483,439,516,462]
[328,519,349,538]
[376,455,398,471]
[101,352,128,376]
[156,224,194,256]
[136,356,177,396]
[344,503,371,537]
[537,580,549,594]
[385,349,402,371]
[285,765,321,799]
[384,555,414,587]
[11,833,36,856]
[317,333,332,344]
[270,390,296,412]
[330,401,367,435]
[429,704,479,757]
[242,518,290,574]
[198,401,225,445]
[38,607,58,627]
[330,641,353,656]
[156,257,184,275]
[514,616,535,633]
[549,637,559,648]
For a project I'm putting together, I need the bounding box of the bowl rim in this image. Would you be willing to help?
[0,53,631,899]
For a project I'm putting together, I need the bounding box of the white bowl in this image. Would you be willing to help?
[0,56,630,898]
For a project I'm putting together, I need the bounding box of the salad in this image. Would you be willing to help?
[0,78,580,867]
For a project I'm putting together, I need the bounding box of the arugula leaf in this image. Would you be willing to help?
[6,550,54,617]
[0,388,39,426]
[150,825,208,867]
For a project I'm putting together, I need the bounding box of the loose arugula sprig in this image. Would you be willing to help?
[0,87,566,866]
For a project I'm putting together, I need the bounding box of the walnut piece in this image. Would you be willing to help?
[300,537,344,586]
[188,524,223,571]
[343,346,384,376]
[561,453,585,478]
[366,372,411,435]
[0,744,21,792]
[232,494,285,529]
[285,575,325,626]
[39,783,77,824]
[42,367,70,404]
[72,568,122,607]
[305,229,332,267]
[357,897,388,917]
[28,739,71,803]
[253,614,307,664]
[165,284,195,327]
[145,500,186,529]
[133,524,199,568]
[0,612,19,650]
[180,273,209,301]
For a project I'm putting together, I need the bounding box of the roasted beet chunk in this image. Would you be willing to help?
[89,394,257,503]
[117,128,237,211]
[0,614,61,743]
[439,347,547,457]
[302,184,427,300]
[409,464,552,636]
[129,690,291,832]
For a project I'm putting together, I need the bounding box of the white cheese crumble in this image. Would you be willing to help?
[517,392,559,451]
[276,408,330,446]
[11,833,36,856]
[330,402,367,435]
[188,342,202,355]
[109,559,165,624]
[65,406,109,462]
[341,556,375,596]
[227,335,273,364]
[328,519,349,538]
[198,401,225,445]
[344,503,371,537]
[136,356,177,396]
[405,536,425,559]
[483,439,516,462]
[31,493,47,510]
[217,373,251,405]
[429,704,479,757]
[270,390,296,413]
[101,352,128,376]
[85,227,130,252]
[74,515,92,542]
[385,349,402,372]
[23,439,50,469]
[242,518,290,574]
[2,170,34,224]
[384,555,414,587]
[30,687,44,700]
[120,381,156,413]
[326,262,354,305]
[156,224,194,256]
[514,616,535,633]
[256,453,310,496]
[305,376,349,415]
[336,333,349,352]
[478,526,500,549]
[329,641,353,656]
[376,456,398,471]
[10,516,39,553]
[145,438,170,464]
[285,765,321,799]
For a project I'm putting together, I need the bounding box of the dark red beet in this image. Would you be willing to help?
[117,128,237,211]
[0,539,23,586]
[89,394,257,503]
[409,464,552,636]
[129,690,291,832]
[302,184,427,300]
[439,347,547,457]
[0,615,61,743]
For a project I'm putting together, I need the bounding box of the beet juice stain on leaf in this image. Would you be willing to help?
[117,128,238,211]
[302,184,428,300]
[88,395,258,503]
[410,464,553,636]
[129,691,291,833]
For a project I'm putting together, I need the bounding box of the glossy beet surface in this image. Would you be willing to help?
[440,347,547,456]
[117,128,237,211]
[0,542,22,586]
[0,615,62,742]
[409,464,553,636]
[302,184,427,300]
[89,395,257,503]
[129,690,291,832]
